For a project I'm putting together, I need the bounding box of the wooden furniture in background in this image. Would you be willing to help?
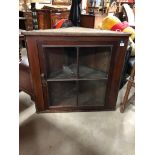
[37,9,51,29]
[22,27,130,113]
[19,11,33,31]
[50,10,70,27]
[20,9,70,30]
[120,63,135,113]
[24,11,34,30]
[80,14,107,29]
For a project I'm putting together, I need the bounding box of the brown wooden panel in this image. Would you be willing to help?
[104,38,129,109]
[25,36,45,111]
[80,15,95,28]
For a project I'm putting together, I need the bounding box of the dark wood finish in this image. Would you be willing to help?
[19,34,34,100]
[19,59,34,100]
[80,14,107,29]
[50,11,69,27]
[23,27,130,113]
[120,63,135,113]
[80,14,95,28]
[19,34,24,61]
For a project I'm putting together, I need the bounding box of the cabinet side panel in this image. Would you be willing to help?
[104,37,129,110]
[25,36,45,111]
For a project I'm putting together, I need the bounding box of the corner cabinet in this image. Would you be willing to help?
[23,27,130,113]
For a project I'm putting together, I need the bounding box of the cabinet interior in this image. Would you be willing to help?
[42,46,112,107]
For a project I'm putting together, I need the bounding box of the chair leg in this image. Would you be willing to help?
[120,63,135,113]
[120,81,133,113]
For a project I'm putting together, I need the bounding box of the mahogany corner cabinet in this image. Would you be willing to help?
[22,27,130,113]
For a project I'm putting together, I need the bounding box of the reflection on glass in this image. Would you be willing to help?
[79,47,112,79]
[42,46,112,107]
[44,47,77,79]
[78,80,107,106]
[48,81,77,106]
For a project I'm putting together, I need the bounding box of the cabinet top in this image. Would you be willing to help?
[22,27,131,37]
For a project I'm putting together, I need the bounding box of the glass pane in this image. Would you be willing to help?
[79,47,112,79]
[48,81,77,107]
[78,80,107,106]
[44,47,77,79]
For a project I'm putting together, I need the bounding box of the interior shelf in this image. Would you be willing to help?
[78,80,106,106]
[79,64,108,79]
[47,64,108,81]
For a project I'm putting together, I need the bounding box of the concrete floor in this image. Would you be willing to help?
[19,84,135,155]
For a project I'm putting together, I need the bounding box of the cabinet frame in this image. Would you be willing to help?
[25,33,129,113]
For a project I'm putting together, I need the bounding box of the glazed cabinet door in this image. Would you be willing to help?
[37,42,117,112]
